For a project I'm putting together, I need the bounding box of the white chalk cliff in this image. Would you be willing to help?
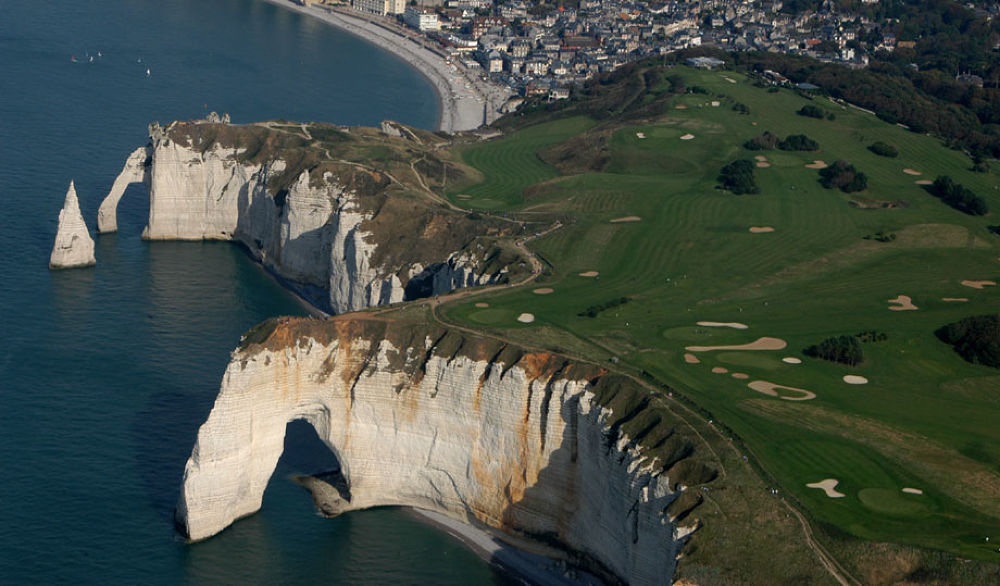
[99,121,520,313]
[177,318,709,585]
[49,181,96,270]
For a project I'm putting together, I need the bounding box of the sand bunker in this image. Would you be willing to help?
[474,302,489,308]
[684,353,701,364]
[748,380,816,401]
[806,479,846,498]
[915,179,933,185]
[533,288,554,295]
[756,161,771,168]
[805,160,828,169]
[697,321,750,330]
[723,77,736,84]
[455,194,472,200]
[749,226,775,233]
[731,372,749,380]
[961,280,996,289]
[942,297,969,302]
[675,104,687,110]
[754,155,768,162]
[711,101,720,107]
[903,168,922,176]
[843,375,868,385]
[687,337,787,352]
[902,487,924,495]
[680,134,695,140]
[888,295,918,311]
[635,132,646,139]
[711,366,729,374]
[610,216,641,223]
[516,313,535,323]
[578,271,599,278]
[782,357,802,364]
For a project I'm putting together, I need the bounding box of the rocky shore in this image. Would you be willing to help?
[262,0,510,133]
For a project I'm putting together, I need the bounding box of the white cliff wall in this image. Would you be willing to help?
[177,326,691,584]
[49,181,96,270]
[97,146,150,233]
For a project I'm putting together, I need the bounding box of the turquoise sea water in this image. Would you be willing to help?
[0,0,510,582]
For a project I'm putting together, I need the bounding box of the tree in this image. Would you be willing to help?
[718,159,760,195]
[797,104,825,118]
[778,134,819,151]
[819,160,868,192]
[935,314,1000,368]
[804,336,864,366]
[868,141,899,157]
[929,175,989,215]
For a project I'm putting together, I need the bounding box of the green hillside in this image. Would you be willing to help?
[437,64,1000,578]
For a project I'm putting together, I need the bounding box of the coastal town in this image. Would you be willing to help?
[294,0,994,109]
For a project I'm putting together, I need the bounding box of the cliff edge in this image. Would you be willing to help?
[177,316,714,584]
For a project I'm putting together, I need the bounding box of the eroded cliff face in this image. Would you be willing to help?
[99,120,525,313]
[177,317,711,584]
[49,181,96,270]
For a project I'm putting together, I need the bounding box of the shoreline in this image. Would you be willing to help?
[261,0,510,133]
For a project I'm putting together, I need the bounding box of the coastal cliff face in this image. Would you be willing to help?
[49,181,96,270]
[177,317,711,585]
[100,120,526,313]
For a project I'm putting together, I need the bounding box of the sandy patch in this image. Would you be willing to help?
[961,280,996,289]
[915,179,933,185]
[902,487,924,495]
[675,104,687,110]
[697,321,750,329]
[805,160,828,169]
[731,372,749,380]
[680,134,695,140]
[749,226,775,233]
[723,76,737,84]
[578,271,599,278]
[516,313,535,323]
[748,380,816,401]
[843,375,868,385]
[782,357,802,364]
[532,288,554,295]
[635,132,646,139]
[754,155,768,162]
[474,302,489,308]
[711,366,729,374]
[756,161,771,168]
[903,168,922,176]
[942,297,968,302]
[684,353,700,364]
[610,216,641,223]
[751,122,757,126]
[711,101,720,107]
[687,337,787,352]
[806,479,846,498]
[888,295,918,311]
[455,194,472,200]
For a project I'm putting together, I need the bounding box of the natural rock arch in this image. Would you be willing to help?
[97,146,151,233]
[176,319,700,584]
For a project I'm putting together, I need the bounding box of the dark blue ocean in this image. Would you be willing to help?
[0,0,509,582]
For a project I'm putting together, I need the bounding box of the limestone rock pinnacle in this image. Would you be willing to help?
[49,180,96,270]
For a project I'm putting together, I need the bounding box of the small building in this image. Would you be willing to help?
[685,56,725,69]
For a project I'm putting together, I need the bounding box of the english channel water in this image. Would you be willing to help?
[0,0,512,582]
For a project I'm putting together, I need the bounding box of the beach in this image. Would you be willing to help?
[263,0,511,133]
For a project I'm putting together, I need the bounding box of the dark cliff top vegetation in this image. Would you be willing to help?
[935,314,1000,368]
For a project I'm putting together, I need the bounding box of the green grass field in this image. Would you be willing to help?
[440,66,1000,563]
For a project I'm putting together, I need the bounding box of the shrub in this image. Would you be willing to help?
[819,160,868,193]
[744,131,778,150]
[718,159,760,195]
[732,102,750,114]
[929,176,989,216]
[777,134,819,151]
[578,297,630,318]
[797,104,824,118]
[868,141,899,157]
[935,314,1000,368]
[804,335,864,366]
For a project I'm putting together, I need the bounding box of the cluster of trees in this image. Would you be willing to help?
[717,159,760,195]
[732,102,750,115]
[868,141,899,158]
[935,314,1000,369]
[929,176,989,216]
[862,231,896,243]
[819,160,868,192]
[797,104,825,119]
[578,297,630,318]
[855,330,889,343]
[804,335,864,366]
[744,132,819,151]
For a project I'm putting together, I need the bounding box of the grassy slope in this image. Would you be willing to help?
[442,67,1000,567]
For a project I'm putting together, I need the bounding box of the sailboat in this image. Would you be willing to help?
[145,68,151,77]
